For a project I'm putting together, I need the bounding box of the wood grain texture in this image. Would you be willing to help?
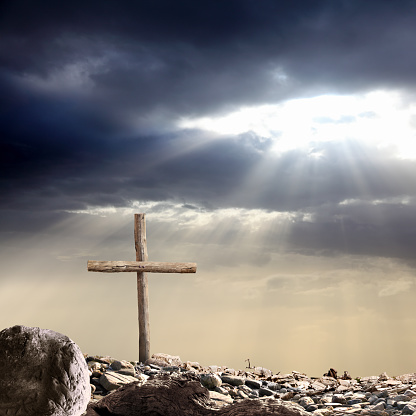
[87,260,197,273]
[135,213,150,364]
[87,213,197,364]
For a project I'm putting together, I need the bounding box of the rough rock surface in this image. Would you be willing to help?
[86,372,309,416]
[0,325,90,416]
[200,373,222,389]
[99,371,139,391]
[145,352,183,367]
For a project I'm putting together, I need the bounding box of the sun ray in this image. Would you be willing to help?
[178,89,416,159]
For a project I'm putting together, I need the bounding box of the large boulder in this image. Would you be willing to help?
[0,325,90,416]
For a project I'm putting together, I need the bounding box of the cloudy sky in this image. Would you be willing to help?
[1,0,416,377]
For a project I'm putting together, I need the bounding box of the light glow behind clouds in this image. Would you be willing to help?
[180,90,416,159]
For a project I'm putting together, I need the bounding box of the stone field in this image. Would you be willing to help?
[84,352,416,415]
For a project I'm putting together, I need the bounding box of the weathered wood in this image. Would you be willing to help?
[87,213,197,364]
[135,213,150,364]
[87,260,197,273]
[85,373,309,416]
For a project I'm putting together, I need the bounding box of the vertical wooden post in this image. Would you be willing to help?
[134,213,150,363]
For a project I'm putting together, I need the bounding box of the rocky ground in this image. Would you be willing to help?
[85,353,416,415]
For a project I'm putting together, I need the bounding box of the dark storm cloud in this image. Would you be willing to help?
[273,197,416,267]
[2,0,416,262]
[3,92,416,213]
[2,0,416,120]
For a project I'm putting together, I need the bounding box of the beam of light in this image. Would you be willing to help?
[3,200,416,374]
[178,89,416,159]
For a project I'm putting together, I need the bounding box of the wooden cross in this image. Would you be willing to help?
[87,213,197,363]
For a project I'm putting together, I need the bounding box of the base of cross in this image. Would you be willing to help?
[87,214,197,363]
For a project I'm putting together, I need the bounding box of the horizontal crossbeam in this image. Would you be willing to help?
[87,260,197,274]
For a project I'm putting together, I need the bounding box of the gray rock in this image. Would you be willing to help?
[221,375,245,386]
[214,386,229,395]
[99,371,139,391]
[306,404,319,412]
[372,401,386,411]
[184,361,203,371]
[209,390,234,404]
[402,403,416,414]
[369,394,379,404]
[298,396,314,408]
[238,385,253,394]
[332,393,347,404]
[245,378,262,389]
[319,395,333,404]
[222,368,237,375]
[259,387,275,397]
[144,369,160,376]
[161,366,181,373]
[318,376,338,389]
[378,372,389,381]
[398,401,411,410]
[250,366,273,378]
[145,352,182,367]
[311,380,327,391]
[200,373,222,389]
[267,382,281,391]
[352,392,366,401]
[88,361,103,372]
[395,394,412,402]
[111,360,136,376]
[111,359,134,371]
[227,388,239,398]
[347,399,363,405]
[0,325,90,416]
[377,389,389,398]
[237,390,249,399]
[281,391,295,401]
[116,367,136,376]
